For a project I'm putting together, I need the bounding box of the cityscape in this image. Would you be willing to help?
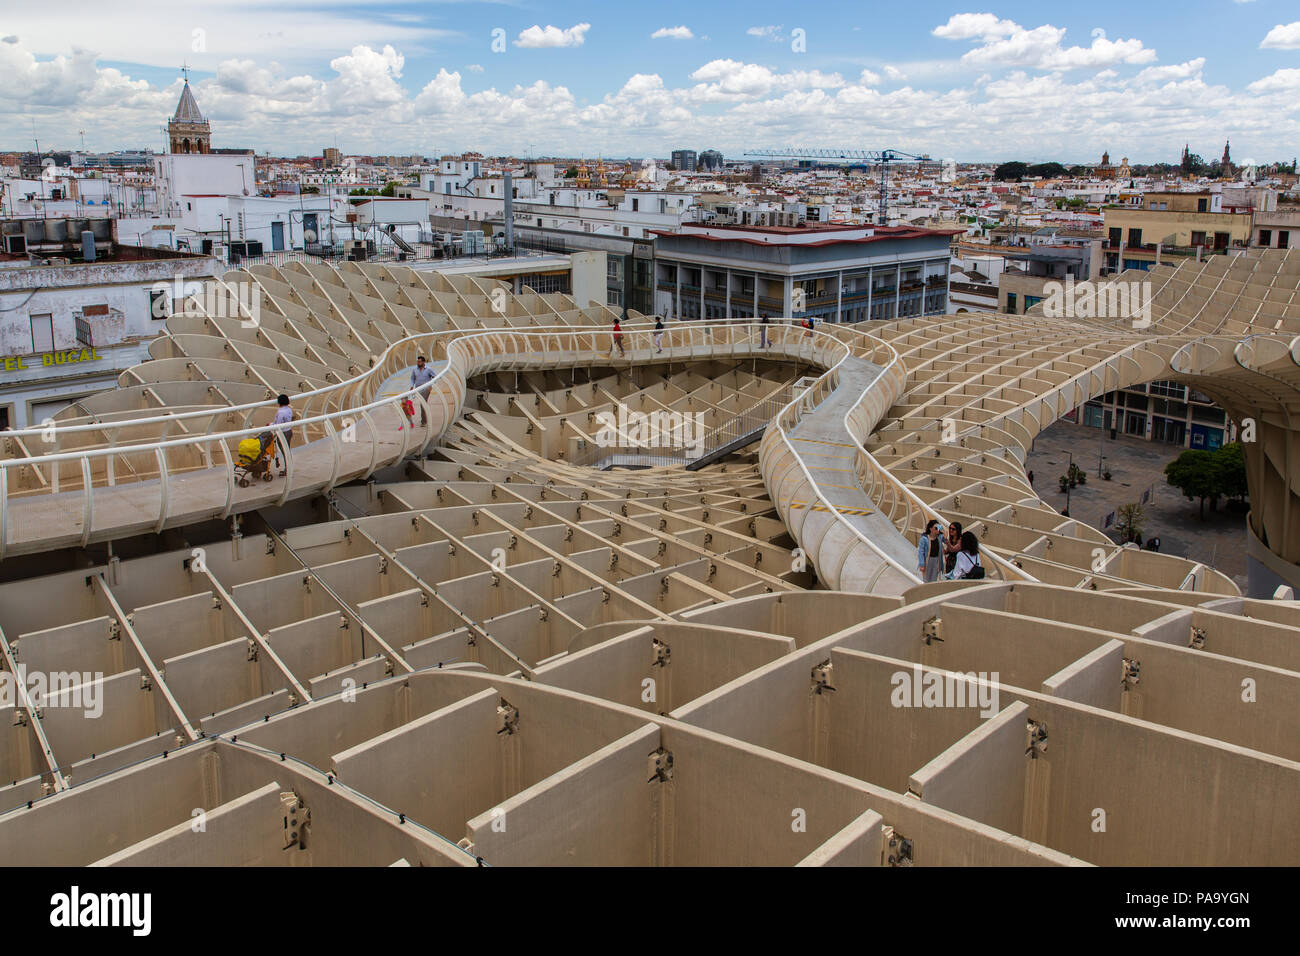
[0,0,1296,917]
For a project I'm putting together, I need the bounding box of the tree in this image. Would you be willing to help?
[994,161,1028,182]
[1115,502,1145,543]
[1216,442,1248,503]
[1165,448,1221,519]
[1181,152,1206,176]
[563,166,579,178]
[1026,162,1066,179]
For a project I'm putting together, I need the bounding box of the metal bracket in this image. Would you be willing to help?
[247,639,259,662]
[922,616,943,645]
[647,747,674,783]
[882,825,914,866]
[496,700,519,736]
[377,557,388,574]
[281,791,309,850]
[1121,658,1141,689]
[652,639,671,667]
[1189,626,1207,650]
[1026,719,1048,758]
[107,619,121,642]
[811,660,836,695]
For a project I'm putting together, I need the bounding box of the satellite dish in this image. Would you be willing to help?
[304,229,317,243]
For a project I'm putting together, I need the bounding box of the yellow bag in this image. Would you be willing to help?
[237,438,263,464]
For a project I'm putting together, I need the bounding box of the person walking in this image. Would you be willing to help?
[653,316,665,353]
[760,313,769,349]
[410,354,436,426]
[612,318,626,357]
[272,393,294,477]
[948,531,985,580]
[917,519,944,583]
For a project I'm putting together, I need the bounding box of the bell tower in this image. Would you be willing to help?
[168,67,211,155]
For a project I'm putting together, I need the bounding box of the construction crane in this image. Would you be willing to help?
[744,148,938,225]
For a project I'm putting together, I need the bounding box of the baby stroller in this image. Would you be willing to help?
[234,431,276,486]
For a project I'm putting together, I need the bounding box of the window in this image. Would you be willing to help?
[1281,231,1291,250]
[1127,228,1143,247]
[1108,227,1122,247]
[631,198,639,212]
[1197,198,1208,212]
[1259,230,1273,247]
[1191,231,1207,246]
[1005,293,1018,313]
[30,313,54,353]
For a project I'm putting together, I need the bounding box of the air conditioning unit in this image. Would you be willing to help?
[3,235,26,255]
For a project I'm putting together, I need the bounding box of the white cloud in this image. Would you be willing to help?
[651,26,694,41]
[934,14,1155,70]
[1133,58,1206,85]
[884,65,907,81]
[3,34,1297,164]
[1248,68,1300,93]
[746,25,783,42]
[1261,22,1300,50]
[515,23,590,49]
[466,63,484,73]
[689,59,844,99]
[932,14,1018,41]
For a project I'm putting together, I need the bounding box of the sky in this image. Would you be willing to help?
[3,1,1299,164]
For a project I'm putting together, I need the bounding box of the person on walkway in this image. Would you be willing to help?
[943,520,964,575]
[612,318,626,357]
[410,354,436,426]
[760,313,769,349]
[1147,536,1161,552]
[803,314,815,338]
[948,531,985,580]
[272,393,294,477]
[653,316,665,353]
[1027,469,1034,485]
[917,519,944,582]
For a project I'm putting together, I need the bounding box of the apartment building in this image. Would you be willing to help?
[651,223,956,322]
[998,241,1102,314]
[0,217,216,427]
[1077,380,1234,450]
[1102,191,1252,272]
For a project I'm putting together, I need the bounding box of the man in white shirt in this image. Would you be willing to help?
[410,355,437,426]
[273,393,294,476]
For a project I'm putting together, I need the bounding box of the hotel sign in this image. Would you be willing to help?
[3,348,104,372]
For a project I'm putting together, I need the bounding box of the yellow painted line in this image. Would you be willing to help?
[800,452,854,460]
[820,482,864,490]
[808,466,855,473]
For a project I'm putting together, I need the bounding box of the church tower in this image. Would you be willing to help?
[1221,140,1232,172]
[168,74,211,155]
